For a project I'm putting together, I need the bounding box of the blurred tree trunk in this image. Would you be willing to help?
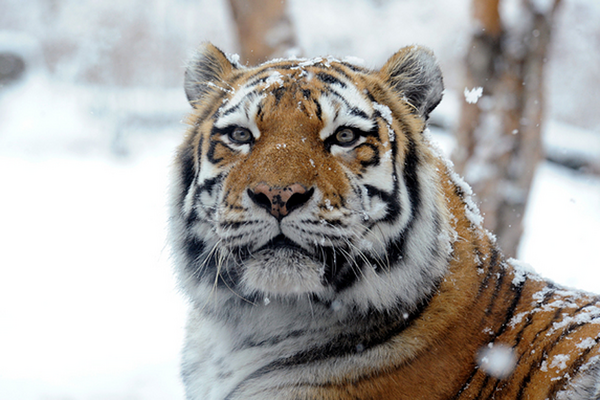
[228,0,298,65]
[453,0,562,258]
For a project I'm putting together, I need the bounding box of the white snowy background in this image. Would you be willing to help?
[0,0,599,398]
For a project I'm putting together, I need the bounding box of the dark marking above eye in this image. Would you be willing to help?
[222,103,242,117]
[316,72,346,87]
[349,107,369,119]
[326,88,370,122]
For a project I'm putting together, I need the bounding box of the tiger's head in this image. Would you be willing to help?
[170,43,452,314]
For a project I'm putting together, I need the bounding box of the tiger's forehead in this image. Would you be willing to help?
[215,59,377,136]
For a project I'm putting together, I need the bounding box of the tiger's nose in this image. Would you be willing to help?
[247,183,314,220]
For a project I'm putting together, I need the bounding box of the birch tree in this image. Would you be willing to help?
[227,0,297,65]
[454,0,562,257]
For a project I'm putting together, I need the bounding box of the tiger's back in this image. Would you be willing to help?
[169,43,600,399]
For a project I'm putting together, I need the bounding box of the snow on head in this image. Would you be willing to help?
[225,52,242,69]
[464,87,483,104]
[264,71,285,89]
[342,55,366,67]
[477,343,516,379]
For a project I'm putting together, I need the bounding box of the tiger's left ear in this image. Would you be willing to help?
[379,46,444,120]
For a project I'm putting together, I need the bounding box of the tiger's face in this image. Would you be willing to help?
[172,44,449,310]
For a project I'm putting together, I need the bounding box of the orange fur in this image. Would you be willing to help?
[173,43,600,400]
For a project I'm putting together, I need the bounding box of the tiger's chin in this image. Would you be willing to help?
[240,244,327,298]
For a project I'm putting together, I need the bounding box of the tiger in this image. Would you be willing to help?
[169,42,600,400]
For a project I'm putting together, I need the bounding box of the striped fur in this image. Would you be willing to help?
[169,43,600,400]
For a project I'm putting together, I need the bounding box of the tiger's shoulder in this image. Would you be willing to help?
[169,42,600,400]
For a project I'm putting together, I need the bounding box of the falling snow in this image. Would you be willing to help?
[1,0,599,398]
[464,87,483,104]
[477,343,516,379]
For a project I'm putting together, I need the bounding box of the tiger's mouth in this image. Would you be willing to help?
[257,234,308,254]
[238,234,326,296]
[235,231,357,297]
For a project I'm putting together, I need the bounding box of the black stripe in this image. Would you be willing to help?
[314,99,323,120]
[241,70,278,88]
[363,184,401,223]
[326,88,370,120]
[316,72,346,87]
[197,91,228,122]
[474,375,494,399]
[197,173,225,198]
[183,235,243,290]
[256,102,263,121]
[329,64,358,81]
[477,274,526,398]
[239,63,305,90]
[511,284,557,347]
[483,248,504,316]
[340,61,367,73]
[264,63,296,70]
[176,136,199,209]
[402,132,422,221]
[514,304,571,397]
[383,133,420,262]
[218,220,257,230]
[302,219,348,228]
[364,89,376,103]
[184,236,206,266]
[320,246,354,292]
[453,245,522,398]
[349,106,369,120]
[237,328,308,350]
[222,102,242,117]
[228,71,245,86]
[206,139,226,164]
[451,367,480,400]
[548,335,600,395]
[474,246,497,299]
[271,86,285,104]
[224,294,437,399]
[218,89,261,119]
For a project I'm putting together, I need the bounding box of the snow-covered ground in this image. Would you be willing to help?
[0,133,187,399]
[1,0,599,398]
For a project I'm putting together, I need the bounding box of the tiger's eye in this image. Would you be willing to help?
[335,128,358,145]
[229,127,253,144]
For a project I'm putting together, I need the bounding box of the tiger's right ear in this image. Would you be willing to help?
[379,46,444,120]
[184,43,239,107]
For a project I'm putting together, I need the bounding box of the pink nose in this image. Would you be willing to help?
[247,183,314,220]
